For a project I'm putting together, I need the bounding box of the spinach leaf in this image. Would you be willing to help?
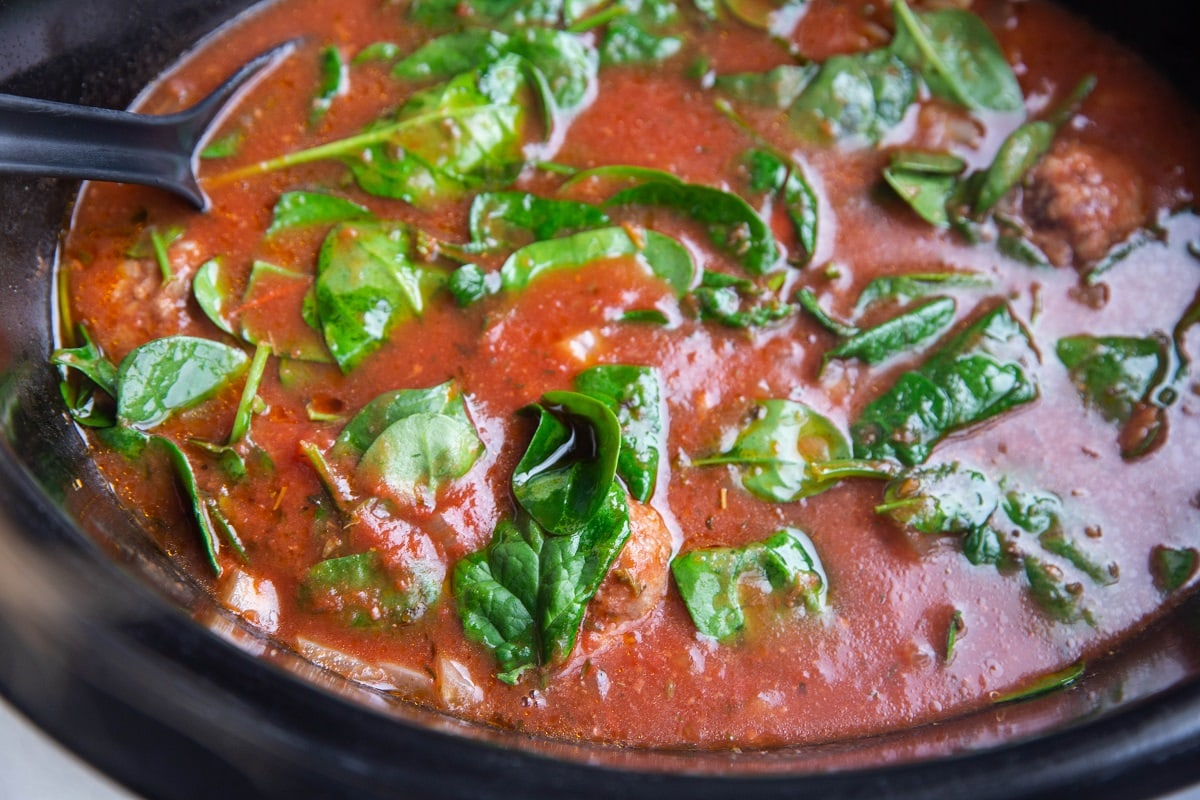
[358,408,485,505]
[852,303,1037,464]
[692,399,849,502]
[945,608,965,662]
[600,15,683,65]
[51,328,119,428]
[116,336,249,429]
[795,287,857,337]
[315,220,446,372]
[1055,335,1164,425]
[991,660,1085,704]
[746,148,818,266]
[573,364,664,502]
[1151,545,1198,593]
[607,180,780,275]
[154,434,247,576]
[229,342,271,445]
[671,527,827,641]
[221,56,528,206]
[1024,556,1089,623]
[468,191,610,252]
[311,45,348,125]
[454,493,630,682]
[696,271,795,329]
[825,296,956,367]
[715,64,818,109]
[499,225,694,295]
[301,550,444,627]
[513,391,622,536]
[392,30,511,81]
[889,0,1023,113]
[50,327,118,398]
[505,27,598,113]
[448,263,496,306]
[200,130,243,159]
[333,382,467,458]
[855,271,989,312]
[883,150,966,228]
[192,258,238,335]
[875,461,1000,535]
[789,49,915,146]
[1038,528,1119,587]
[266,191,373,237]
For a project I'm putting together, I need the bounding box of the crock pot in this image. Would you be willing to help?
[2,1,1199,797]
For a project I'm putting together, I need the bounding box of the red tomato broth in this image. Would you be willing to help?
[58,0,1200,747]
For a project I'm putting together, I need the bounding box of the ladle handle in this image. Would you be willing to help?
[0,94,207,207]
[0,40,298,210]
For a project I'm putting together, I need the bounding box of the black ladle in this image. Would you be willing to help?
[0,41,296,212]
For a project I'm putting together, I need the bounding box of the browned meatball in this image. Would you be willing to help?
[1020,139,1147,268]
[581,500,673,646]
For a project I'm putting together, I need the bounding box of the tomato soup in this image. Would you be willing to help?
[54,0,1200,747]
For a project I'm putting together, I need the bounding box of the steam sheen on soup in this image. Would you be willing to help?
[53,0,1200,746]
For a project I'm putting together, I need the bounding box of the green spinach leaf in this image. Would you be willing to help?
[715,64,818,109]
[454,493,630,682]
[852,303,1037,464]
[693,399,849,502]
[883,150,966,227]
[789,49,915,145]
[468,190,610,252]
[513,391,622,536]
[746,148,818,266]
[671,527,827,641]
[855,271,989,312]
[311,45,348,125]
[301,550,444,627]
[889,0,1022,112]
[266,191,374,237]
[825,296,956,367]
[499,225,694,295]
[606,180,780,275]
[1056,335,1164,425]
[573,364,664,502]
[696,271,795,329]
[315,220,446,372]
[116,336,249,429]
[1151,545,1198,593]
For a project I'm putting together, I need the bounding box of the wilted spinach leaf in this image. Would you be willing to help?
[789,49,915,146]
[715,64,818,109]
[746,148,818,266]
[116,336,249,429]
[311,45,348,125]
[607,180,780,274]
[316,220,446,372]
[301,550,444,627]
[468,190,610,252]
[1056,335,1164,425]
[671,527,827,640]
[696,271,795,329]
[513,391,622,536]
[266,191,373,237]
[499,225,694,295]
[852,303,1037,464]
[855,271,989,312]
[883,150,967,227]
[573,364,664,502]
[825,296,956,367]
[1151,545,1198,593]
[876,461,1000,535]
[889,0,1022,113]
[454,493,630,682]
[693,399,849,502]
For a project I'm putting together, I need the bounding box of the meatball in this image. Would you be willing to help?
[1020,139,1147,268]
[580,499,673,649]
